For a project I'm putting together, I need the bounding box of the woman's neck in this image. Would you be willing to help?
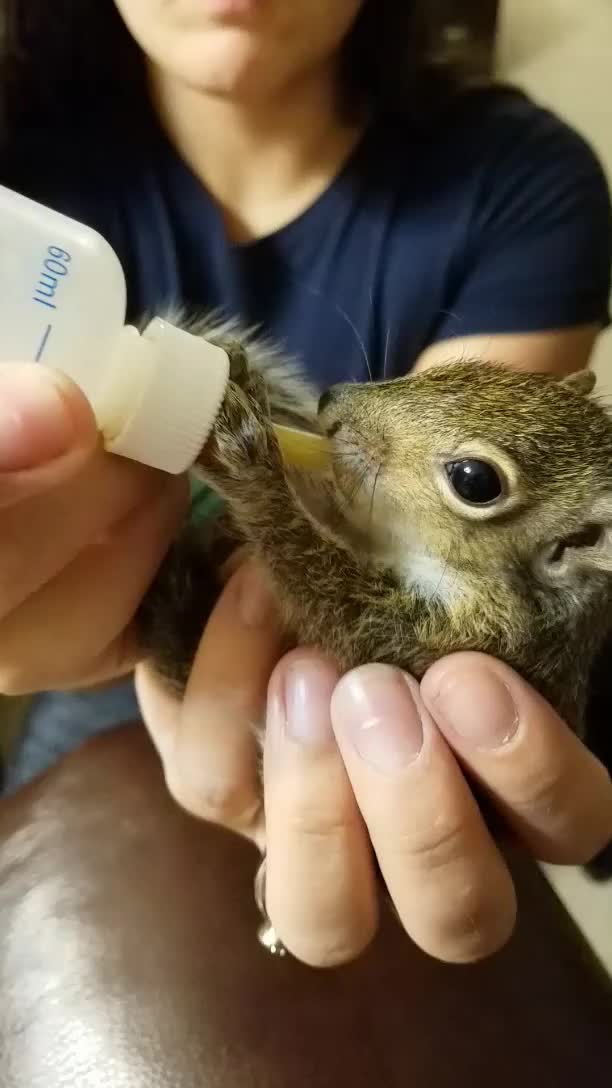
[149,64,367,242]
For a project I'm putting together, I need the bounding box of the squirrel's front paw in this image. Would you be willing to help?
[202,370,280,485]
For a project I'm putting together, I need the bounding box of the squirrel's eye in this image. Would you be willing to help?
[445,459,502,505]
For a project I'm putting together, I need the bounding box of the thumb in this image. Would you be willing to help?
[0,363,97,493]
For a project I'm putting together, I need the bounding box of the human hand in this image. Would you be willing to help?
[136,563,612,968]
[0,363,188,694]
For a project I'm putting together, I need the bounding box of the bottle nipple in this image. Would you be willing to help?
[272,424,331,470]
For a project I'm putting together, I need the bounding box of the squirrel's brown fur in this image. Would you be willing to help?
[137,318,612,738]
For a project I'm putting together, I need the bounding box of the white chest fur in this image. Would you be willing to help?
[375,518,466,606]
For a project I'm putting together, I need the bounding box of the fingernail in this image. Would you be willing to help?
[428,666,519,750]
[333,663,424,773]
[282,657,336,747]
[0,366,76,471]
[236,564,277,628]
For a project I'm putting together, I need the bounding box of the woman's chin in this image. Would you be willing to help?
[165,33,277,99]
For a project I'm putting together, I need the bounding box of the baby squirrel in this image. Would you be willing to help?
[137,317,612,741]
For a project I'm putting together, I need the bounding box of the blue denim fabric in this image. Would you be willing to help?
[1,680,140,796]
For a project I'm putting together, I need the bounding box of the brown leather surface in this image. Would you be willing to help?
[1,723,610,1088]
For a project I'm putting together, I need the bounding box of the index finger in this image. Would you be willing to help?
[331,664,517,964]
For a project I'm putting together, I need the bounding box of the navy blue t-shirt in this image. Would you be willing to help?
[8,87,612,387]
[4,87,612,790]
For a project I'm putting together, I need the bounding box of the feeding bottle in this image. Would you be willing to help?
[0,184,329,474]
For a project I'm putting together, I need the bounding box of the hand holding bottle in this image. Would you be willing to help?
[0,363,187,694]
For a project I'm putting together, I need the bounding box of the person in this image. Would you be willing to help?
[1,0,611,968]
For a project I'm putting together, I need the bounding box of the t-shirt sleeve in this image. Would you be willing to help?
[431,104,612,342]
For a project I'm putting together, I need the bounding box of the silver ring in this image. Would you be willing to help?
[254,854,288,957]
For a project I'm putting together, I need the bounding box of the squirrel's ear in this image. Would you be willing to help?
[560,369,597,396]
[539,503,612,580]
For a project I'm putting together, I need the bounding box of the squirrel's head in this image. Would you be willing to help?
[318,361,612,606]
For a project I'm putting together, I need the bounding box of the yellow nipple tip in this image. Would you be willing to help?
[272,423,331,470]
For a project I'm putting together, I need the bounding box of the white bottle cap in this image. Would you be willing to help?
[98,317,230,475]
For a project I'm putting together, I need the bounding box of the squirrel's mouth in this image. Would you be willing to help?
[318,404,388,504]
[281,438,385,554]
[329,434,385,506]
[316,394,390,533]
